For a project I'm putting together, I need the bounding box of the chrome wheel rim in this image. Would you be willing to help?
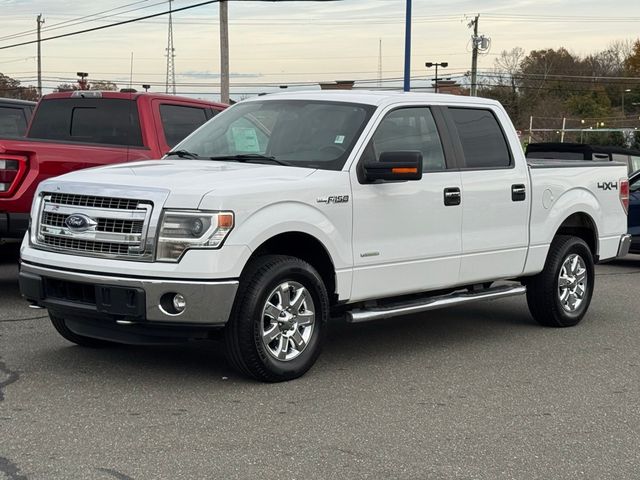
[260,281,315,361]
[558,253,588,313]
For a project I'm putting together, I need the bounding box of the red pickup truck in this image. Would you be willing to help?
[0,90,226,239]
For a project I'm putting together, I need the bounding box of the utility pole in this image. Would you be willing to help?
[469,14,479,97]
[220,0,230,104]
[36,14,44,98]
[377,39,382,89]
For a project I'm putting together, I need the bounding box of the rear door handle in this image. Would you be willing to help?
[512,184,526,202]
[444,187,461,206]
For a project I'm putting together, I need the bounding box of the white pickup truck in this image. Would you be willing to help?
[19,91,631,382]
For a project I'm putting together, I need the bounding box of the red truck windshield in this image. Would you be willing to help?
[28,98,144,147]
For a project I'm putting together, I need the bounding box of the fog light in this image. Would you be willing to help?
[159,292,187,315]
[173,293,186,313]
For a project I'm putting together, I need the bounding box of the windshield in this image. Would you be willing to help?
[173,99,375,171]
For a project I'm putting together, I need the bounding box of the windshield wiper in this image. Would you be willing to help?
[165,149,200,159]
[207,154,293,167]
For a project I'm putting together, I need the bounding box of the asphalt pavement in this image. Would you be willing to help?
[1,241,640,479]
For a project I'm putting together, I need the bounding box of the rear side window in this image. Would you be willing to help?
[450,108,511,168]
[0,106,28,136]
[160,104,209,147]
[29,98,143,147]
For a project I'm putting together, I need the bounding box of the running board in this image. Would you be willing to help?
[346,284,527,323]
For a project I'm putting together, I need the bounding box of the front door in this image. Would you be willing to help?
[349,106,462,302]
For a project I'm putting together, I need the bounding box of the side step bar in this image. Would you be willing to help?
[346,284,526,323]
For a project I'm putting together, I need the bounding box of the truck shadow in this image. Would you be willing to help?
[31,298,536,385]
[0,241,20,265]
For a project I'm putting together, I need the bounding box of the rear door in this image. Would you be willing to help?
[349,105,462,301]
[444,106,530,283]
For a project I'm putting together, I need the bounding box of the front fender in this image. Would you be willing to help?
[226,200,352,271]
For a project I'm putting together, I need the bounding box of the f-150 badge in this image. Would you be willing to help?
[317,195,349,204]
[597,181,618,191]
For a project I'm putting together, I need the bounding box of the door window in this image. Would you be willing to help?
[450,108,511,168]
[363,107,446,171]
[160,104,209,147]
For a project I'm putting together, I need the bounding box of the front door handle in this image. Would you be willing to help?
[444,187,461,206]
[512,184,526,202]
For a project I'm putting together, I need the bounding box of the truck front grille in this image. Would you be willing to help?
[34,190,158,261]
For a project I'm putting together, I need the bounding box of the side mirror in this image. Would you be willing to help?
[363,151,423,182]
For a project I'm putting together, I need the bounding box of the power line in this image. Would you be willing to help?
[0,0,158,43]
[0,0,222,51]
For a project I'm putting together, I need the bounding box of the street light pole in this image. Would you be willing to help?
[403,0,412,92]
[425,62,448,93]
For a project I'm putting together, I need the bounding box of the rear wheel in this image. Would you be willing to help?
[49,313,113,347]
[224,255,329,382]
[526,235,595,327]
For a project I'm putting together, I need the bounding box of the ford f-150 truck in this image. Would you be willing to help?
[0,90,226,240]
[19,91,631,382]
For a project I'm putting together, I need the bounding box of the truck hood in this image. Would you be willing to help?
[41,159,317,208]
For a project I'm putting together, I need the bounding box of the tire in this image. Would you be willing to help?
[526,235,595,327]
[224,255,329,382]
[49,313,113,348]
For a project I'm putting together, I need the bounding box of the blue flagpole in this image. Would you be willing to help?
[403,0,411,92]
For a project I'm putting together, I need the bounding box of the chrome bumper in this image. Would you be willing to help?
[617,234,632,258]
[19,261,238,325]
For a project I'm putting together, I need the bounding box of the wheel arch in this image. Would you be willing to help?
[243,231,338,304]
[554,211,599,258]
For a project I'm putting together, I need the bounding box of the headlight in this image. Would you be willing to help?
[156,210,234,262]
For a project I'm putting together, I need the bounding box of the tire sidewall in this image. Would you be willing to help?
[245,260,328,379]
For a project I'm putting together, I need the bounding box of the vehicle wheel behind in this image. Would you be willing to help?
[526,235,595,327]
[49,313,113,347]
[224,255,329,382]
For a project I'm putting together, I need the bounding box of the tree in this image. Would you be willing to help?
[0,73,38,101]
[55,79,119,92]
[624,40,640,76]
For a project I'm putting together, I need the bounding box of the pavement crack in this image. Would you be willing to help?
[0,315,48,324]
[0,356,19,402]
[97,468,136,480]
[0,456,28,480]
[596,270,640,277]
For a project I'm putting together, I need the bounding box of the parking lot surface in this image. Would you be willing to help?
[1,242,640,479]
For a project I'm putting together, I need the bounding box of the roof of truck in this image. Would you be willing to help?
[241,89,502,108]
[0,97,36,106]
[41,90,227,108]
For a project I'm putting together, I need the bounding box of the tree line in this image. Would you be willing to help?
[479,39,640,146]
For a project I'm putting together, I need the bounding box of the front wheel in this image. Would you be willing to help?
[525,235,595,327]
[224,255,329,382]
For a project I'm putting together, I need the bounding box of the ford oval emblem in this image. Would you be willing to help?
[64,213,97,232]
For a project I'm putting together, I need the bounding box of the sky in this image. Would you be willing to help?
[2,0,640,101]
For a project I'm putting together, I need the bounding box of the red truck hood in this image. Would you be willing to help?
[39,159,316,208]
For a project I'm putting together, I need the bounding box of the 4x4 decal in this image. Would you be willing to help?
[597,181,618,191]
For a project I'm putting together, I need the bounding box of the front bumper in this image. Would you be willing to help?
[617,234,632,257]
[19,261,238,326]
